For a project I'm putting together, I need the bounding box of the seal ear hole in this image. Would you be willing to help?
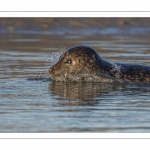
[64,59,72,64]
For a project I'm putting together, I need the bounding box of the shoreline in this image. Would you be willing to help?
[0,18,150,33]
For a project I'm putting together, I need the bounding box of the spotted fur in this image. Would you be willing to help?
[49,46,150,83]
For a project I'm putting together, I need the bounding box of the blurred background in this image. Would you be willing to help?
[1,18,150,35]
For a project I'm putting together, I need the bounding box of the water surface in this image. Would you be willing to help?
[0,28,150,132]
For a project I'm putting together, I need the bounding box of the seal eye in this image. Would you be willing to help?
[64,59,72,64]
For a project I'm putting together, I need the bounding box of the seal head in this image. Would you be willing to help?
[49,46,105,81]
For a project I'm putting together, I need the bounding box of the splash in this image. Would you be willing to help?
[49,47,66,66]
[111,63,121,78]
[26,75,51,81]
[49,52,61,66]
[50,73,116,83]
[65,74,114,83]
[50,66,115,83]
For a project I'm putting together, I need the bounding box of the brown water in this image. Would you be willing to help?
[0,28,150,132]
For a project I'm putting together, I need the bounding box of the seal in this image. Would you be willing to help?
[48,46,150,83]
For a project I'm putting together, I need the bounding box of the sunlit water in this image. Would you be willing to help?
[0,29,150,132]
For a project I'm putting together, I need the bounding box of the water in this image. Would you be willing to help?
[0,27,150,132]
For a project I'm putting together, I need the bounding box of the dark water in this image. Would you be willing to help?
[0,27,150,132]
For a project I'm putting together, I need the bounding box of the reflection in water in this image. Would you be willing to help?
[49,81,150,106]
[49,81,124,105]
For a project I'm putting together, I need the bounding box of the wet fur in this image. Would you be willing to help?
[49,46,150,83]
